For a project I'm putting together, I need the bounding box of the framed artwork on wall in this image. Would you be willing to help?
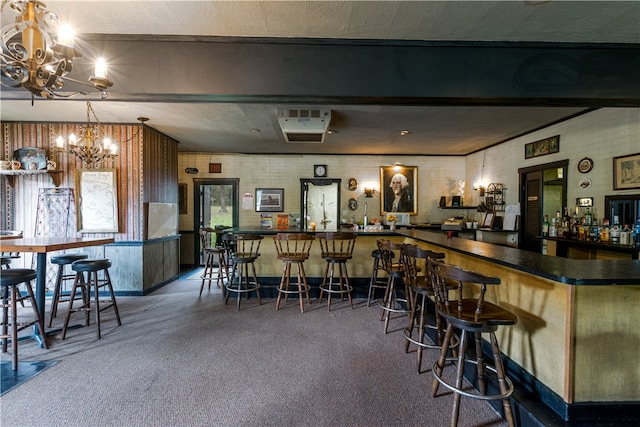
[75,169,119,233]
[380,165,418,215]
[524,135,560,159]
[255,188,284,212]
[613,152,640,190]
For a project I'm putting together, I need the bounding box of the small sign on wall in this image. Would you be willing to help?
[209,163,222,173]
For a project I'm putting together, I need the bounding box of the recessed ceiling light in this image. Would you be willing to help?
[250,128,261,133]
[399,130,410,136]
[327,129,337,134]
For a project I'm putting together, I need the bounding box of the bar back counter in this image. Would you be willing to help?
[396,229,639,423]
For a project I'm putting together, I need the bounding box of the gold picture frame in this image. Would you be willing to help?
[613,152,640,190]
[380,165,418,215]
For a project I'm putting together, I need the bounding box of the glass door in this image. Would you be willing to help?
[193,178,239,265]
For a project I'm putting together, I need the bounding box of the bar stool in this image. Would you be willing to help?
[223,234,263,310]
[367,249,391,307]
[48,253,89,327]
[317,232,357,311]
[273,233,314,313]
[62,259,121,340]
[377,239,408,334]
[401,244,448,374]
[428,259,518,427]
[1,269,49,371]
[199,228,229,297]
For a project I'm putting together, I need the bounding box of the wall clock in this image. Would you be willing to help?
[577,157,593,173]
[314,164,327,177]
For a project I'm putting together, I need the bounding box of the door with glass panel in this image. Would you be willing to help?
[193,178,239,266]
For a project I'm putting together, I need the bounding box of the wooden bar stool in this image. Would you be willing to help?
[273,233,314,313]
[377,239,408,334]
[401,244,448,374]
[428,259,518,427]
[223,234,263,310]
[62,259,121,340]
[367,249,390,307]
[317,232,357,311]
[1,269,49,371]
[199,228,229,297]
[48,253,89,327]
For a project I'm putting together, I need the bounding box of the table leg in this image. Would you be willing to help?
[33,252,47,347]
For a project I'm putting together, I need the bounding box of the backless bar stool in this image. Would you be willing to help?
[1,269,49,370]
[273,233,314,313]
[48,253,89,327]
[199,228,229,297]
[367,248,391,307]
[428,259,517,427]
[223,234,263,310]
[401,244,454,374]
[377,239,407,334]
[62,259,121,340]
[317,232,357,311]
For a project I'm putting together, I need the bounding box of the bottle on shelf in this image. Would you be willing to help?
[549,216,558,238]
[590,218,599,242]
[610,215,621,245]
[634,216,640,248]
[620,224,631,246]
[585,207,592,227]
[600,219,610,243]
[542,215,550,237]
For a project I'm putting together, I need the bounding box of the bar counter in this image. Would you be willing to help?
[396,229,640,422]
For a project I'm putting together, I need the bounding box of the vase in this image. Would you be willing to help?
[390,223,396,231]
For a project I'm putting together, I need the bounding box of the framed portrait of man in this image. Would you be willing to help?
[380,165,418,215]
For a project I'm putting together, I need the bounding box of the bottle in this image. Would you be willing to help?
[542,215,549,237]
[600,219,610,243]
[590,218,599,242]
[610,215,621,245]
[549,216,557,238]
[620,224,631,246]
[585,207,592,227]
[634,216,640,247]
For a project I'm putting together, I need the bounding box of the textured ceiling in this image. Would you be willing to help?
[1,1,638,155]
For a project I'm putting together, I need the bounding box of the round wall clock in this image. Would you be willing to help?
[314,164,327,177]
[577,157,593,173]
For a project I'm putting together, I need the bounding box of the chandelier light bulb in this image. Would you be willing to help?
[57,24,74,48]
[94,57,107,79]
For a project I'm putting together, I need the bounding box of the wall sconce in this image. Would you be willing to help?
[364,188,375,198]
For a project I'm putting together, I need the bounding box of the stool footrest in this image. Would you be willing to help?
[432,357,514,401]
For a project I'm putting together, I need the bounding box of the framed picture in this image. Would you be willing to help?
[178,183,188,214]
[524,135,560,159]
[75,169,119,233]
[613,152,640,190]
[482,212,495,228]
[255,188,284,212]
[380,165,418,215]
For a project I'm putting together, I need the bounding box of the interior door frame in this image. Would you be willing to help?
[300,178,342,230]
[518,159,568,252]
[193,178,239,266]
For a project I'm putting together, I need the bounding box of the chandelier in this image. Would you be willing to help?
[56,101,118,168]
[1,0,113,103]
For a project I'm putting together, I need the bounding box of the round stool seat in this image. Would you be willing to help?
[51,253,88,265]
[72,259,111,272]
[1,258,11,267]
[0,269,37,286]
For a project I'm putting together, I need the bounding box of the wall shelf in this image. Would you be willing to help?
[0,169,62,187]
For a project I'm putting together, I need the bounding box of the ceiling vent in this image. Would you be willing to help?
[277,109,331,143]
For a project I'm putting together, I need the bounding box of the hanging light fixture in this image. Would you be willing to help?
[1,0,113,103]
[56,101,117,168]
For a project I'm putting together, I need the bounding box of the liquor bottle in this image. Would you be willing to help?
[585,207,592,226]
[610,215,621,245]
[549,217,557,238]
[620,224,631,246]
[542,215,549,237]
[600,219,610,243]
[633,216,640,247]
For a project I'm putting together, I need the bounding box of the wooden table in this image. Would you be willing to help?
[0,237,114,345]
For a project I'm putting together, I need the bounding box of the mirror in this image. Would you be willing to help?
[300,178,341,230]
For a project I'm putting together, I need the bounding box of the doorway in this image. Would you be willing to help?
[300,178,341,230]
[193,178,239,266]
[518,160,568,253]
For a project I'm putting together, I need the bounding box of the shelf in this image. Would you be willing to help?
[0,169,62,186]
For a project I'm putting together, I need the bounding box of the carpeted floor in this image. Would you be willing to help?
[1,272,508,427]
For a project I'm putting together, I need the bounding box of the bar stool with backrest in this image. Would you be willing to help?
[48,253,89,327]
[367,248,391,307]
[428,259,518,427]
[223,234,263,310]
[317,232,357,311]
[401,243,449,374]
[62,259,121,340]
[199,228,229,297]
[273,233,314,313]
[377,238,408,334]
[1,269,49,370]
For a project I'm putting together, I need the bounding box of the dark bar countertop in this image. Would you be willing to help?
[397,229,640,286]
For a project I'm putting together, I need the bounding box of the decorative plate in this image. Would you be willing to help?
[348,197,358,211]
[14,147,47,170]
[577,157,593,173]
[579,177,592,189]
